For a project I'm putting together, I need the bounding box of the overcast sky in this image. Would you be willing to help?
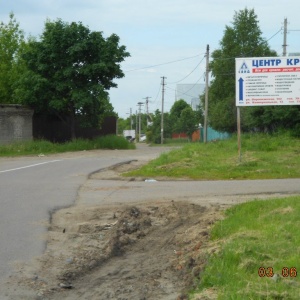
[1,0,299,118]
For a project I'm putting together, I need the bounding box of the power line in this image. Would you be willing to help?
[166,84,203,100]
[265,28,282,43]
[153,83,162,110]
[174,75,205,96]
[124,54,202,73]
[168,55,206,84]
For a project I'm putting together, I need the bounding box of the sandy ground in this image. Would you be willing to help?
[1,160,227,300]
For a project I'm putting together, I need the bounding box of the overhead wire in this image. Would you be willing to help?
[168,74,205,99]
[125,53,206,112]
[152,83,162,111]
[166,77,205,100]
[265,28,282,43]
[155,55,207,110]
[124,54,202,73]
[167,55,206,84]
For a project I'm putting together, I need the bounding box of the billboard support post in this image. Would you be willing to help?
[237,106,241,162]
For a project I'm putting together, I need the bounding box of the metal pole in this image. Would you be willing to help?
[137,102,144,142]
[135,110,138,140]
[237,106,242,162]
[130,108,132,130]
[161,77,166,144]
[204,45,209,143]
[144,97,151,128]
[139,109,141,139]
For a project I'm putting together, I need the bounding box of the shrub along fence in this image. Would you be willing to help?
[33,114,117,142]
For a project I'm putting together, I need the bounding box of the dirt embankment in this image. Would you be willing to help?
[2,161,225,300]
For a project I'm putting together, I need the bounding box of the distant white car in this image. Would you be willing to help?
[140,134,146,142]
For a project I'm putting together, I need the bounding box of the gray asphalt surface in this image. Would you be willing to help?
[0,144,299,287]
[79,177,300,207]
[0,146,168,282]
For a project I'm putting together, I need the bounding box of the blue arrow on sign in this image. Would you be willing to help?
[238,78,244,102]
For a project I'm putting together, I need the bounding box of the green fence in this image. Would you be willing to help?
[200,127,231,142]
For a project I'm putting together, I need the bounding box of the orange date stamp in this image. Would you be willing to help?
[258,267,297,277]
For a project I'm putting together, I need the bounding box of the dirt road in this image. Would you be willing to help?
[1,145,299,300]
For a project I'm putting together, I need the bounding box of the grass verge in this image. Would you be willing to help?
[191,196,300,299]
[125,133,300,180]
[0,135,135,157]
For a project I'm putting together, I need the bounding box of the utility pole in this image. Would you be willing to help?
[137,101,144,141]
[283,18,288,56]
[126,108,133,130]
[204,45,209,143]
[161,76,166,144]
[144,97,151,128]
[130,108,133,130]
[135,110,138,139]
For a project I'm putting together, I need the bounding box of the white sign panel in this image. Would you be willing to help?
[236,57,300,106]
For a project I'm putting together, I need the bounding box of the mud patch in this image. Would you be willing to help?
[3,201,223,300]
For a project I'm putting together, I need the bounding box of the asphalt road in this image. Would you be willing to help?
[0,147,167,282]
[80,177,300,207]
[0,145,299,285]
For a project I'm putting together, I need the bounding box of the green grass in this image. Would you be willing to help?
[0,135,135,157]
[149,137,190,147]
[192,196,300,299]
[125,133,300,180]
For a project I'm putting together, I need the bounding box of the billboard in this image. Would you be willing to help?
[235,57,300,106]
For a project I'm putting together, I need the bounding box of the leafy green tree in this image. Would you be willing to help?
[169,99,190,133]
[208,8,276,132]
[0,13,27,103]
[147,109,171,144]
[14,19,130,139]
[178,106,198,140]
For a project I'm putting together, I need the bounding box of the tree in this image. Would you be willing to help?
[208,8,276,132]
[0,13,27,103]
[147,109,171,144]
[178,106,198,140]
[169,99,190,133]
[14,19,130,139]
